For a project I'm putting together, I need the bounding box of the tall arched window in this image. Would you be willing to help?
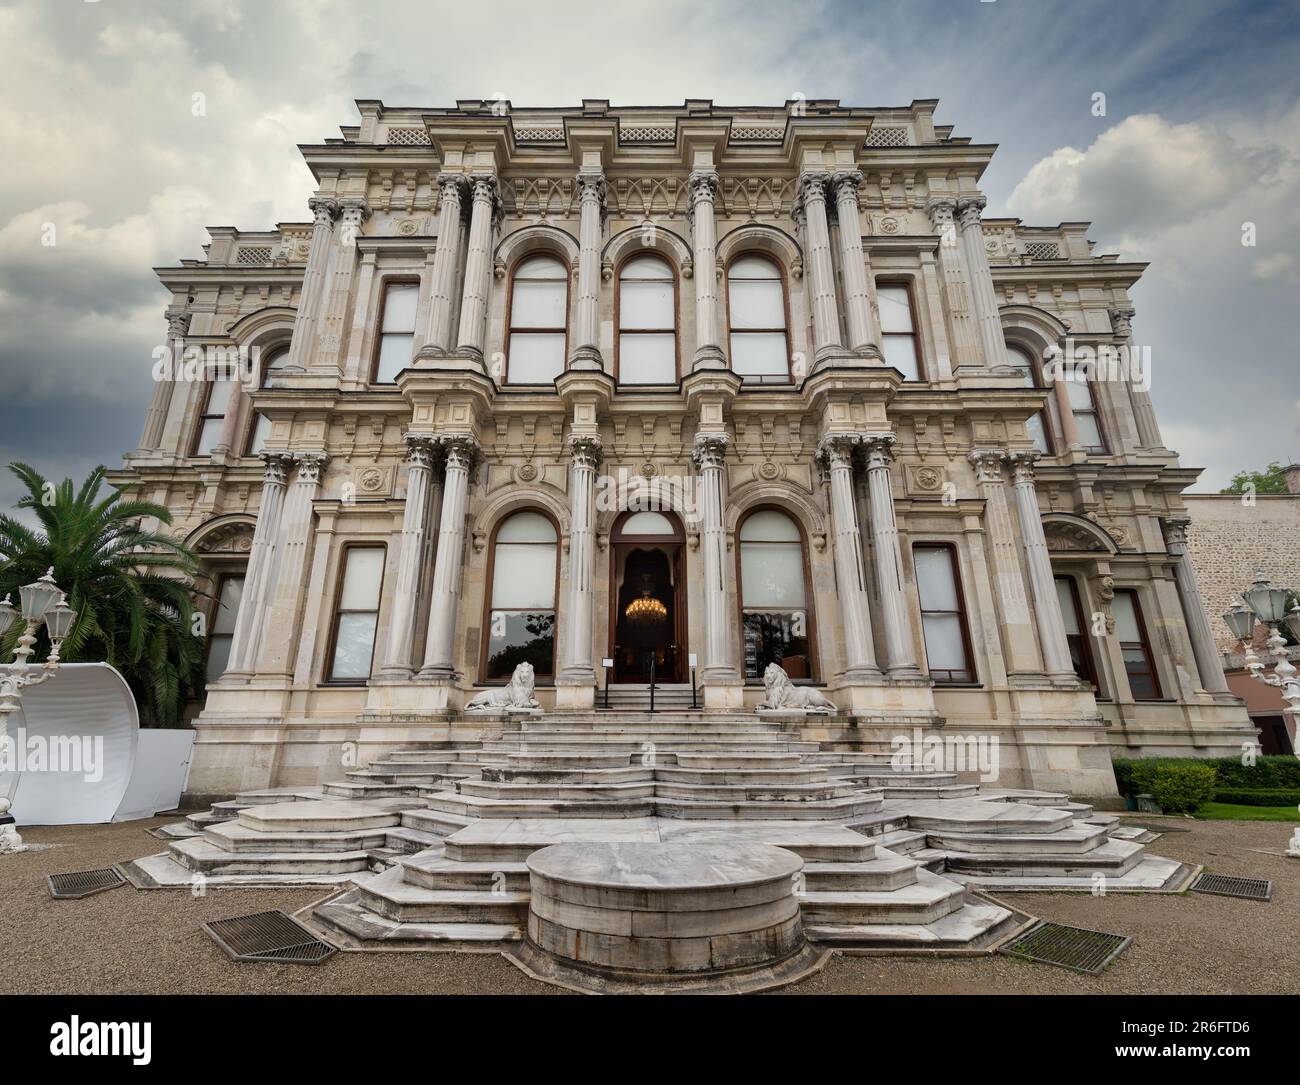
[1004,343,1052,454]
[617,254,677,384]
[727,255,790,384]
[506,255,568,384]
[738,509,812,680]
[483,511,558,681]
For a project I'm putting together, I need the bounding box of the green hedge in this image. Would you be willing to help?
[1208,756,1300,789]
[1213,787,1300,807]
[1112,758,1218,813]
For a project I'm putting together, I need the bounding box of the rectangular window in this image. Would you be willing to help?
[913,545,974,683]
[373,282,418,384]
[1054,575,1099,688]
[328,546,385,682]
[194,378,236,456]
[205,574,244,683]
[1112,588,1161,700]
[246,412,271,456]
[1063,374,1107,453]
[877,283,921,381]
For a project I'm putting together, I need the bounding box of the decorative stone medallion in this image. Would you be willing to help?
[639,462,658,479]
[877,215,901,235]
[517,463,539,482]
[758,460,781,480]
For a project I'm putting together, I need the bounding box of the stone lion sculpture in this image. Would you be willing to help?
[465,661,541,712]
[759,663,837,713]
[0,798,23,855]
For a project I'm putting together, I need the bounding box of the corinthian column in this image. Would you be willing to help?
[1111,307,1164,449]
[818,434,880,679]
[315,197,370,375]
[1006,451,1076,682]
[285,198,339,372]
[558,435,602,689]
[416,175,467,359]
[928,198,982,371]
[831,171,881,359]
[798,173,845,364]
[256,451,330,678]
[453,176,500,365]
[380,435,437,677]
[139,307,190,452]
[570,173,605,371]
[1162,515,1229,693]
[222,451,293,679]
[862,433,921,677]
[687,170,726,370]
[420,435,479,678]
[956,196,1006,369]
[693,432,734,679]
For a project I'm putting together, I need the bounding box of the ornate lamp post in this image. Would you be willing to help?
[0,569,78,853]
[1222,570,1300,858]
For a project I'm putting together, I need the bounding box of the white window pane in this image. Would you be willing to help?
[195,417,224,456]
[1076,413,1104,449]
[492,542,556,609]
[883,333,919,381]
[1027,411,1050,453]
[877,286,914,333]
[205,378,235,415]
[730,332,789,376]
[621,254,672,280]
[620,511,676,536]
[206,636,233,683]
[914,548,960,611]
[382,283,418,332]
[515,255,567,279]
[741,542,806,608]
[619,334,676,384]
[340,548,384,610]
[1056,578,1082,635]
[508,333,565,383]
[1064,375,1096,409]
[496,511,556,544]
[248,412,271,455]
[511,280,567,328]
[729,255,780,280]
[332,613,378,679]
[740,510,801,542]
[922,614,967,671]
[212,577,244,636]
[728,279,785,329]
[620,280,673,329]
[1112,591,1141,642]
[375,332,413,383]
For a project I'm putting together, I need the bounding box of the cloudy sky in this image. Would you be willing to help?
[1,0,1297,518]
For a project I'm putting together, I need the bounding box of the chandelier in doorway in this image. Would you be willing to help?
[625,583,668,627]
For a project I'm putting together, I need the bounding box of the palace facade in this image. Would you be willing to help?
[113,98,1255,801]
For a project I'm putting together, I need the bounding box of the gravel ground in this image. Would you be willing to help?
[1,816,1296,996]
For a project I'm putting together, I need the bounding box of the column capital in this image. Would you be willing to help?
[338,196,371,225]
[1108,306,1136,338]
[438,433,481,471]
[926,196,957,229]
[164,306,191,340]
[308,196,340,226]
[692,431,730,469]
[566,433,603,469]
[816,432,860,470]
[467,174,503,223]
[403,432,438,470]
[967,446,1008,484]
[576,171,606,208]
[956,195,987,228]
[1160,514,1191,551]
[687,169,719,205]
[292,450,330,483]
[1006,448,1041,484]
[259,450,294,486]
[860,431,896,470]
[831,170,864,200]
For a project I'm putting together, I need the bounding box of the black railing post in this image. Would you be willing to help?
[649,653,656,714]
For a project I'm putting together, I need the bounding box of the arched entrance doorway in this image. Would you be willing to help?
[608,510,687,683]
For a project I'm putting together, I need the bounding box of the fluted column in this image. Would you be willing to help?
[214,380,246,456]
[416,175,467,359]
[798,173,845,363]
[315,197,370,375]
[832,171,881,359]
[256,451,330,678]
[1111,307,1163,448]
[688,170,726,370]
[222,451,293,679]
[558,435,602,685]
[956,196,1005,369]
[928,198,982,370]
[420,435,479,678]
[1006,451,1076,682]
[139,308,190,451]
[862,433,921,676]
[285,198,339,372]
[570,174,605,371]
[381,435,438,677]
[1162,515,1229,693]
[693,433,734,679]
[453,176,499,364]
[818,434,880,679]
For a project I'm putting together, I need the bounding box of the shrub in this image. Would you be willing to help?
[1213,787,1300,807]
[1113,758,1217,813]
[1208,756,1300,790]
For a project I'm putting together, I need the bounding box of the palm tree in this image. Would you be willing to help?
[0,463,205,726]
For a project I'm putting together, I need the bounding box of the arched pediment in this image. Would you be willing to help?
[716,223,803,279]
[603,225,694,281]
[495,224,580,276]
[724,481,827,541]
[999,304,1070,365]
[224,306,297,348]
[187,515,257,557]
[1042,512,1121,555]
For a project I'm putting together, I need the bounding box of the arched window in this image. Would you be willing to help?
[260,344,292,387]
[483,511,558,681]
[727,255,790,384]
[617,254,677,384]
[738,509,812,680]
[506,255,568,384]
[1004,343,1052,454]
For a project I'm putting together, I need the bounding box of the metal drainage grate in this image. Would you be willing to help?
[1000,921,1131,975]
[1190,872,1273,902]
[203,910,336,965]
[48,867,127,899]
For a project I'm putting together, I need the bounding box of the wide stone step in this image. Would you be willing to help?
[400,848,532,892]
[888,798,1075,835]
[798,869,967,926]
[874,783,982,800]
[503,751,634,769]
[652,781,856,802]
[652,767,829,786]
[805,899,1018,949]
[877,828,929,854]
[203,820,390,853]
[422,791,654,819]
[312,891,522,949]
[382,827,446,855]
[673,751,804,769]
[489,739,821,753]
[504,728,792,741]
[399,808,477,837]
[238,800,411,834]
[801,851,919,892]
[925,821,1111,854]
[935,837,1146,877]
[654,792,883,821]
[481,766,652,785]
[356,867,530,924]
[323,780,425,799]
[863,772,960,787]
[457,780,657,801]
[168,836,370,875]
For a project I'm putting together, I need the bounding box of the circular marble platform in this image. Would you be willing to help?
[512,842,827,994]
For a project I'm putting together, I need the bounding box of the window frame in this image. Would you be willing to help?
[1054,573,1101,691]
[875,277,926,382]
[911,542,978,686]
[322,543,387,685]
[191,377,235,457]
[503,254,571,386]
[1112,587,1163,701]
[369,277,421,386]
[614,252,680,386]
[203,571,245,685]
[1003,340,1056,455]
[479,509,563,685]
[1064,373,1109,455]
[733,505,818,684]
[724,252,793,386]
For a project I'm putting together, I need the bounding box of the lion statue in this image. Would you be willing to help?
[465,661,541,712]
[759,663,837,713]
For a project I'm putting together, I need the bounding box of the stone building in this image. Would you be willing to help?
[113,98,1255,801]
